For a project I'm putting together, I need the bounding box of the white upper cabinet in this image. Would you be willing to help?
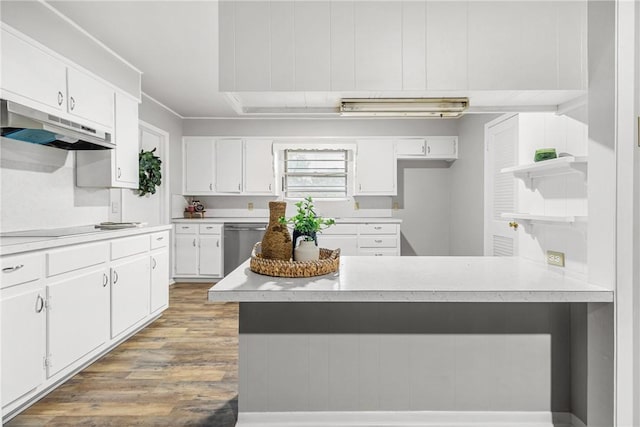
[355,140,397,195]
[294,1,331,90]
[215,139,243,193]
[1,28,67,114]
[426,137,458,159]
[66,67,114,129]
[244,139,275,194]
[354,2,402,90]
[396,139,427,158]
[183,137,216,194]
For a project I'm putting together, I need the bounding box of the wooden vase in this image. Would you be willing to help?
[261,201,292,260]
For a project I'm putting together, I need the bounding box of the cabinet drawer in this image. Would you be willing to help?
[1,253,43,289]
[322,224,358,235]
[47,242,108,277]
[358,248,399,256]
[111,235,150,260]
[358,224,398,235]
[150,231,169,249]
[199,224,222,235]
[175,224,198,234]
[358,236,397,248]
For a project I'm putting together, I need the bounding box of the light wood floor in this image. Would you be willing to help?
[6,283,239,427]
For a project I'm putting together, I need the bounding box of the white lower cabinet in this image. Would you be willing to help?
[1,284,46,408]
[357,223,400,256]
[1,226,171,421]
[173,223,223,279]
[110,255,150,339]
[46,268,110,377]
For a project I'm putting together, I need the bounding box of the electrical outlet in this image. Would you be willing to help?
[392,202,399,210]
[248,202,254,211]
[546,250,565,267]
[354,202,360,210]
[111,201,120,214]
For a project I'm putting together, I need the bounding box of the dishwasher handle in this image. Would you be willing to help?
[225,226,267,232]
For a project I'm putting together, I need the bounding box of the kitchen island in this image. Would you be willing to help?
[208,256,614,427]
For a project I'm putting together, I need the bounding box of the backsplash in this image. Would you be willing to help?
[0,138,110,232]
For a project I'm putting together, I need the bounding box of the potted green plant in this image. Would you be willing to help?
[278,197,335,260]
[138,148,162,197]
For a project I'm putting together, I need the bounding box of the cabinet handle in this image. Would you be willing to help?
[209,183,213,191]
[35,294,45,313]
[117,167,122,179]
[57,91,64,106]
[69,96,75,111]
[152,257,157,269]
[359,184,362,191]
[427,146,431,155]
[374,253,383,256]
[238,183,241,191]
[2,264,24,273]
[102,273,108,287]
[269,183,272,191]
[216,239,220,247]
[156,236,164,241]
[374,226,382,230]
[374,239,383,243]
[182,226,189,229]
[206,226,213,229]
[113,270,119,284]
[421,144,425,154]
[193,238,196,247]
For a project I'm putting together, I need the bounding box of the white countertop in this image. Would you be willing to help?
[0,224,173,256]
[172,217,402,224]
[208,256,612,303]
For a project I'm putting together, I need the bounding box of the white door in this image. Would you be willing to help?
[122,122,168,226]
[426,137,458,158]
[150,250,169,313]
[184,138,216,194]
[113,93,139,187]
[46,269,109,377]
[355,140,397,195]
[174,235,199,276]
[1,287,45,407]
[244,139,275,194]
[66,67,114,129]
[199,235,222,276]
[216,139,243,193]
[484,115,519,256]
[111,255,150,338]
[0,29,67,114]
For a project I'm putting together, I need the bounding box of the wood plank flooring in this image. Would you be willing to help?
[6,283,239,427]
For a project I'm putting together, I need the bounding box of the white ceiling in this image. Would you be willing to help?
[48,1,585,119]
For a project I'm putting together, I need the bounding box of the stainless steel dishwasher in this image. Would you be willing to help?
[223,223,267,276]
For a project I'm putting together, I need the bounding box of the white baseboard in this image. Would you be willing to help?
[236,411,579,427]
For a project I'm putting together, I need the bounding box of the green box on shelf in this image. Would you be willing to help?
[534,148,557,162]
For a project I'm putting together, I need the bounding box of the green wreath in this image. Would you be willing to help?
[138,148,162,196]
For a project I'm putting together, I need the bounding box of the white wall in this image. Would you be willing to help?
[0,139,110,232]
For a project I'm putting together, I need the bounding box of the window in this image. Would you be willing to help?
[283,149,348,198]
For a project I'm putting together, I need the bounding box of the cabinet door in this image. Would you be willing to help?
[199,235,222,276]
[355,140,396,195]
[111,256,150,338]
[1,287,45,407]
[396,139,426,158]
[244,139,275,194]
[174,235,199,276]
[184,138,215,194]
[66,67,114,129]
[47,269,109,378]
[426,137,458,159]
[150,250,169,313]
[0,29,66,114]
[318,235,358,256]
[113,93,139,187]
[216,139,243,193]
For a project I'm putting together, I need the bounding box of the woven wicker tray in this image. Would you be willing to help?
[250,242,340,278]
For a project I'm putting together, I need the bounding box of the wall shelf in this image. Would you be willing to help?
[500,156,588,180]
[501,213,587,225]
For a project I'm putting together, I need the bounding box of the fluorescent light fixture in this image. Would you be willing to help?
[340,98,469,118]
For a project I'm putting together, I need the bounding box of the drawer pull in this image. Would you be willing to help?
[102,273,108,287]
[206,226,214,229]
[2,264,24,273]
[156,236,164,241]
[374,239,383,243]
[182,226,189,229]
[35,294,45,313]
[374,226,382,230]
[374,253,383,256]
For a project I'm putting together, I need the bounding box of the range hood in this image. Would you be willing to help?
[0,99,114,150]
[339,97,469,118]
